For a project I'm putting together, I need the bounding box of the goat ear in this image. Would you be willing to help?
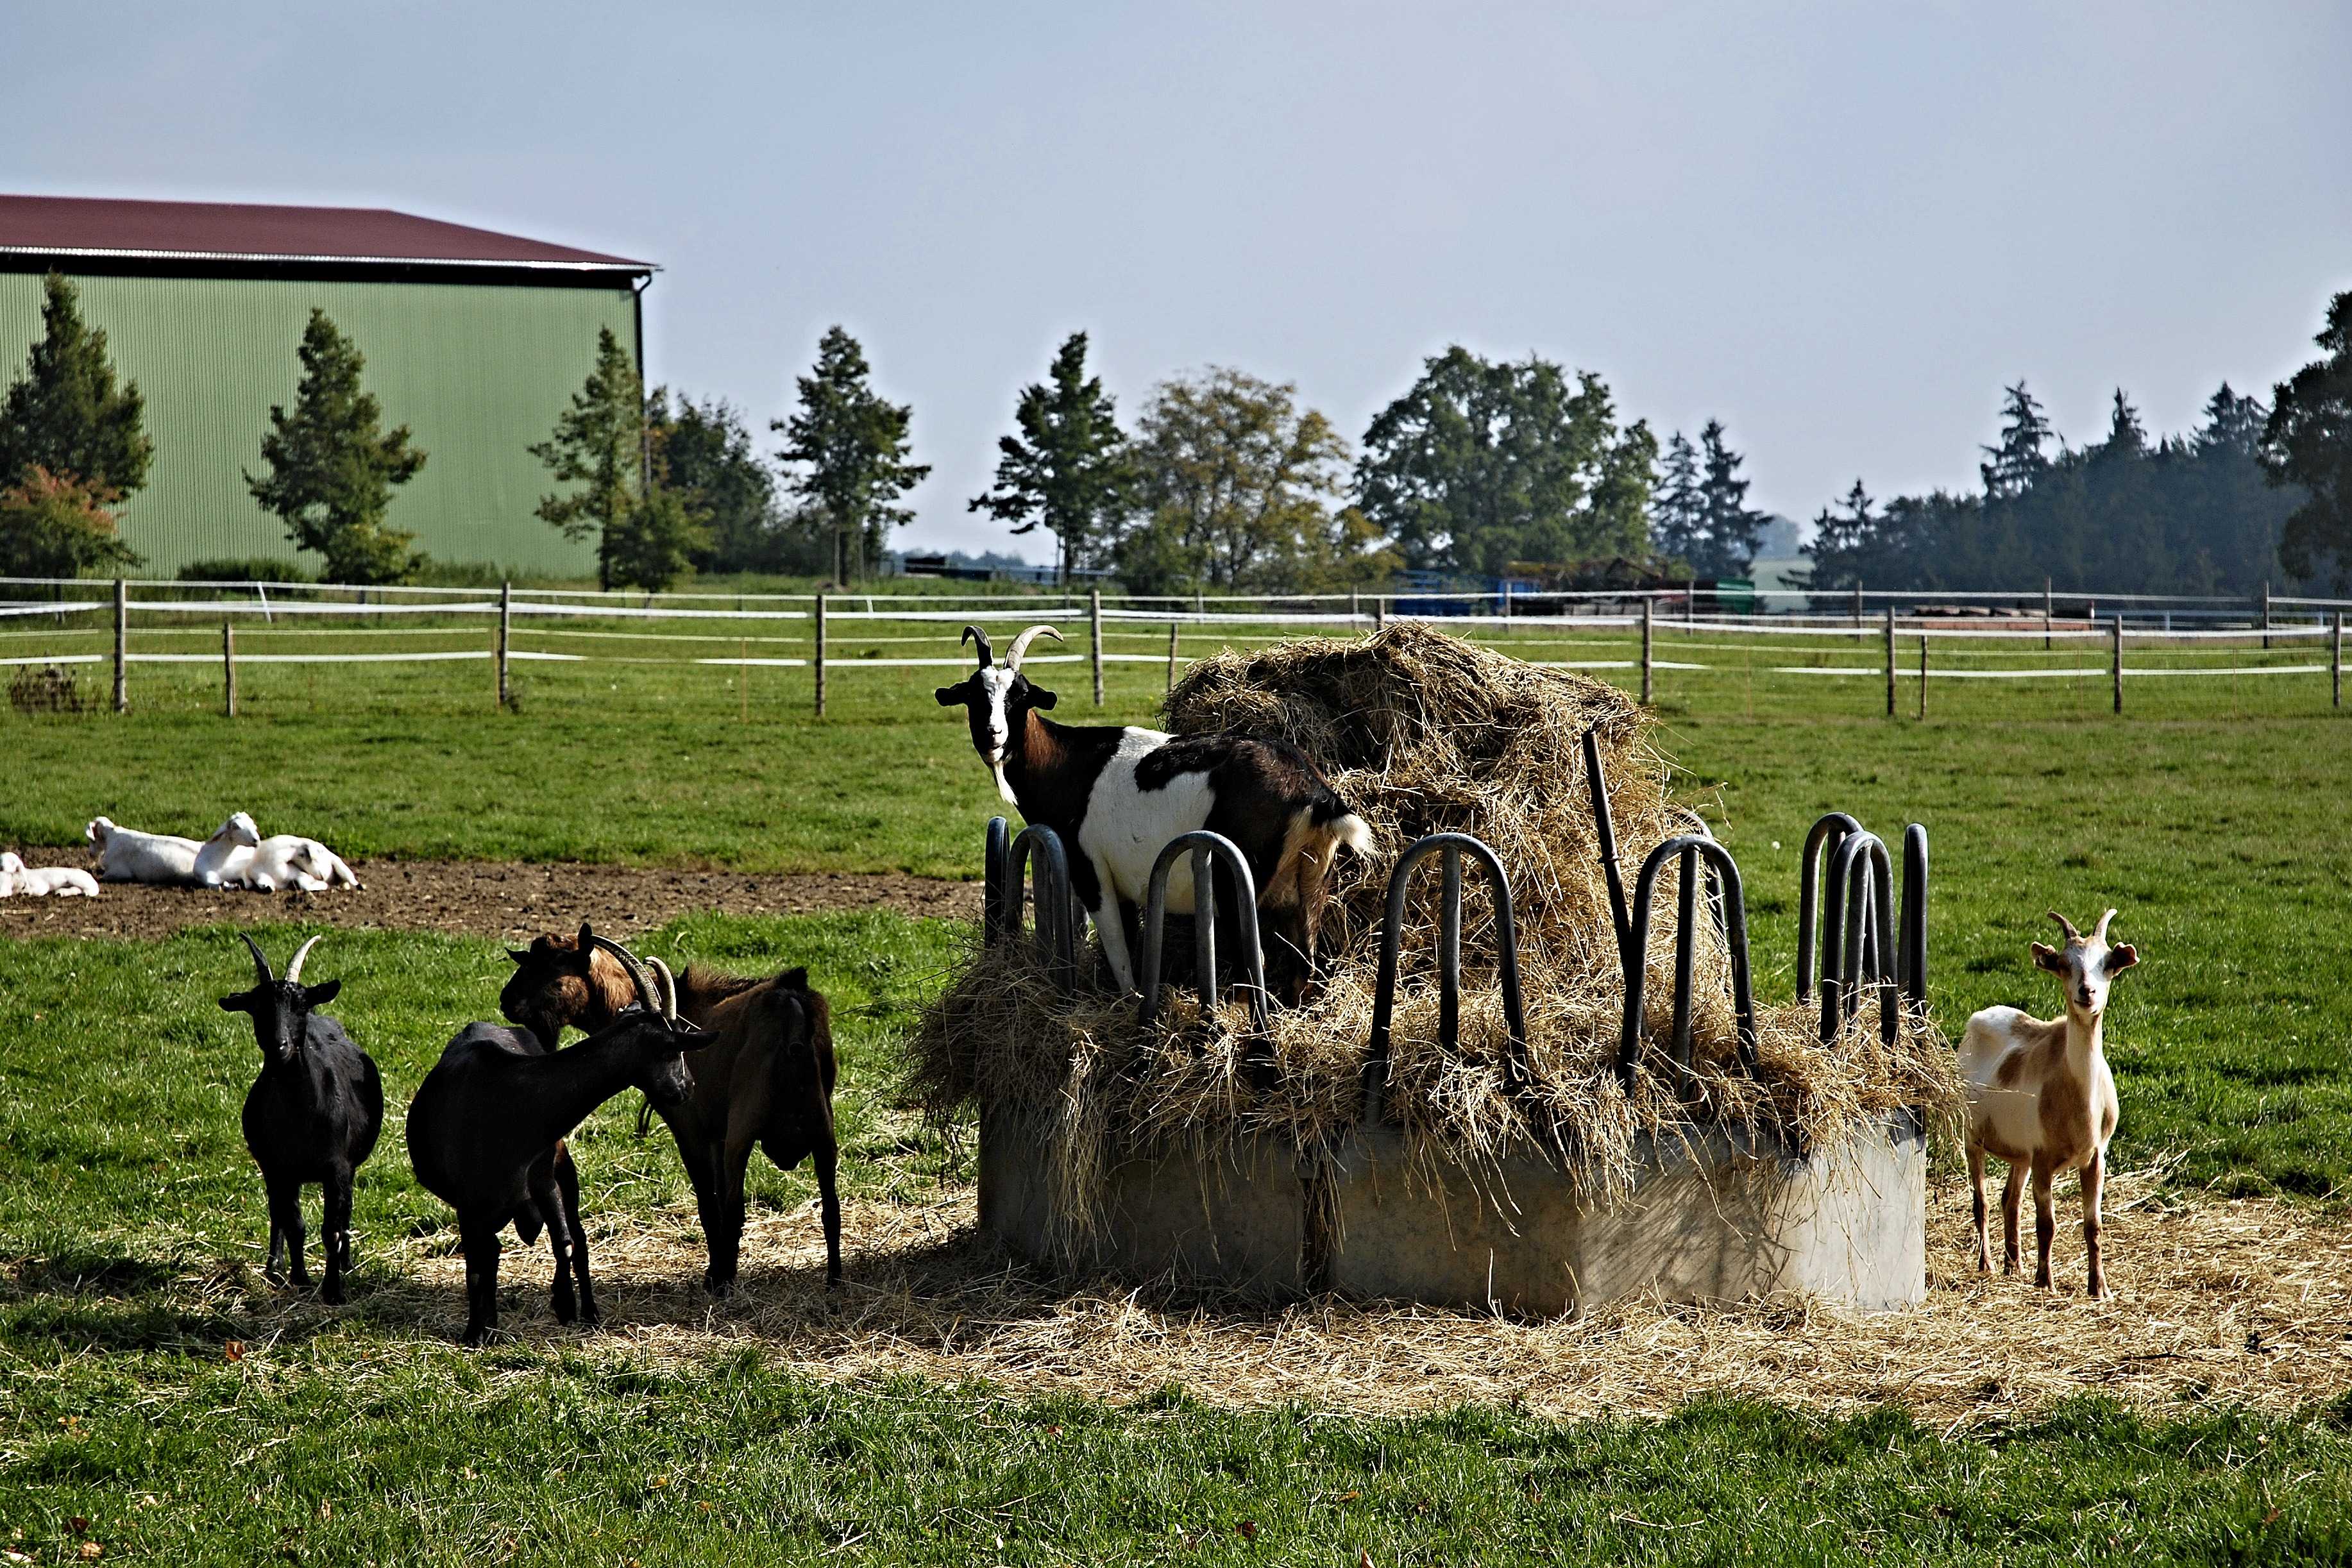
[1028,683,1058,710]
[935,684,963,707]
[2104,943,2138,974]
[778,966,809,990]
[507,948,530,964]
[304,979,341,1007]
[2030,941,2065,972]
[217,991,253,1013]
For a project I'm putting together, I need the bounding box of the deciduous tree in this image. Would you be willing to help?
[0,468,140,578]
[2265,289,2352,591]
[245,310,426,585]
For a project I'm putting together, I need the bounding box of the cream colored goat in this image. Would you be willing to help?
[1959,908,2139,1298]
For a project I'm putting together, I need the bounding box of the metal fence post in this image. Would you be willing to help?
[496,580,512,710]
[1375,596,1387,632]
[223,620,236,718]
[1166,621,1180,691]
[1917,634,1927,720]
[2043,577,2053,651]
[1090,587,1104,705]
[1852,582,1863,629]
[2111,614,2124,714]
[1884,606,1897,716]
[112,578,127,713]
[1640,595,1655,704]
[2335,610,2344,710]
[2262,580,2272,650]
[813,591,827,717]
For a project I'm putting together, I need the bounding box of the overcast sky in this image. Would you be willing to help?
[7,3,2348,559]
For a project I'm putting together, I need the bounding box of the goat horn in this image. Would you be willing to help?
[2045,910,2081,941]
[285,934,325,986]
[647,956,679,1022]
[1003,623,1065,671]
[961,625,993,671]
[2092,908,2117,945]
[239,931,275,988]
[588,935,666,1028]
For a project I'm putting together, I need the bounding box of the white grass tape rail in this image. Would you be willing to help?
[1777,663,2330,679]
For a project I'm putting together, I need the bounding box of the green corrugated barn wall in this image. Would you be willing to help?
[0,271,639,577]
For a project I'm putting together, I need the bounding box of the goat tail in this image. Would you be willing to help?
[1328,812,1373,857]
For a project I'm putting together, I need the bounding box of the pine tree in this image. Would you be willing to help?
[969,332,1128,585]
[244,310,427,585]
[1695,419,1766,575]
[2099,389,2146,458]
[1979,380,2055,499]
[772,326,929,584]
[2196,381,2267,456]
[532,328,648,590]
[1650,431,1705,564]
[1799,479,1877,591]
[648,391,781,573]
[0,273,153,499]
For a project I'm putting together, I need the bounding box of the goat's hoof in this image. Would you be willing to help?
[321,1282,346,1306]
[825,1272,844,1291]
[578,1306,602,1329]
[703,1273,736,1298]
[552,1295,578,1324]
[461,1326,490,1347]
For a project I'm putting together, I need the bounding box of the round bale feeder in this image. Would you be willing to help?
[917,628,1951,1317]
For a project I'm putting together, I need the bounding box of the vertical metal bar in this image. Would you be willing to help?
[112,578,127,713]
[1796,814,1858,1004]
[1670,844,1698,1072]
[2043,577,2052,651]
[1192,841,1217,1006]
[1640,596,1654,704]
[983,817,1010,946]
[813,591,827,716]
[1502,580,1512,621]
[1437,845,1462,1051]
[1884,605,1897,716]
[1841,863,1872,1024]
[1917,634,1927,720]
[1900,823,1928,1005]
[2111,613,2123,714]
[222,620,235,718]
[1580,728,1633,967]
[1090,587,1104,706]
[1167,621,1180,690]
[497,580,512,710]
[1375,596,1387,632]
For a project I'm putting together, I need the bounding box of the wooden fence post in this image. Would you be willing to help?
[2262,580,2272,650]
[1350,587,1361,624]
[1167,621,1180,691]
[2043,577,2052,651]
[1884,605,1897,717]
[112,578,128,714]
[1917,634,1927,720]
[1090,587,1104,705]
[1640,596,1655,705]
[1375,596,1386,632]
[2111,614,2124,714]
[496,580,512,711]
[1852,582,1864,630]
[223,620,236,718]
[814,591,827,717]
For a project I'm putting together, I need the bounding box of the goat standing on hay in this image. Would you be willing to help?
[1961,908,2140,1298]
[936,623,1372,999]
[219,934,382,1304]
[409,934,710,1344]
[500,927,842,1294]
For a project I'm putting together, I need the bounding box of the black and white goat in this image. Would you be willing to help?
[407,934,709,1344]
[937,623,1372,998]
[219,934,383,1304]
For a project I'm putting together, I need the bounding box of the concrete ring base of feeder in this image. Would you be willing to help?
[978,1106,1927,1316]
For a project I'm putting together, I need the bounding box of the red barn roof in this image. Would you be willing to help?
[0,194,652,274]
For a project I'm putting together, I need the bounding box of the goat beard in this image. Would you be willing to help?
[992,761,1019,809]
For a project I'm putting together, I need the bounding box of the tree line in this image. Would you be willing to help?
[5,272,2348,595]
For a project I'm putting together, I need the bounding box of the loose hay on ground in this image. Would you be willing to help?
[909,625,1956,1256]
[176,1174,2352,1426]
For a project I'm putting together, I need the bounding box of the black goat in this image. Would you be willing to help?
[407,932,709,1344]
[219,934,383,1305]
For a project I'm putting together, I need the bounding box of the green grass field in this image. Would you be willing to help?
[4,616,2350,1562]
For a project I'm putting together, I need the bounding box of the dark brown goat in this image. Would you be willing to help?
[501,928,841,1293]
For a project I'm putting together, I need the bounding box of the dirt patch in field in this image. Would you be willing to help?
[120,1168,2352,1427]
[0,859,981,942]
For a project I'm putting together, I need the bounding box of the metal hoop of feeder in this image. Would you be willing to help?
[1819,829,1900,1046]
[997,823,1079,994]
[1615,834,1760,1085]
[1795,812,1865,1005]
[1137,830,1272,1043]
[1899,822,1929,1006]
[1579,727,1636,971]
[982,816,1012,946]
[1360,832,1530,1125]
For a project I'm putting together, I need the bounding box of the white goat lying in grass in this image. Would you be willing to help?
[197,813,360,892]
[86,817,204,883]
[0,852,101,897]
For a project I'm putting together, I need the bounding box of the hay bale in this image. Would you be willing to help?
[911,624,1954,1258]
